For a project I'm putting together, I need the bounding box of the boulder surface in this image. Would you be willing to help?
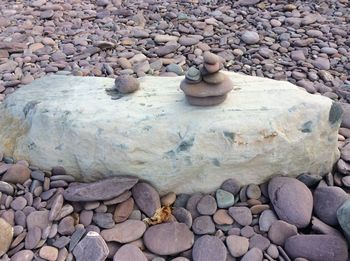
[0,73,341,193]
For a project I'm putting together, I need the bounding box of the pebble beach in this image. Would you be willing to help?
[1,0,350,260]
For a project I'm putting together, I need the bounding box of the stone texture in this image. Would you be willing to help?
[228,207,252,226]
[101,220,146,243]
[0,74,340,194]
[132,182,161,217]
[285,235,348,261]
[113,244,147,261]
[226,235,249,257]
[192,235,227,261]
[10,250,34,261]
[337,199,350,243]
[73,231,109,261]
[268,220,298,246]
[313,186,348,226]
[2,164,31,184]
[268,177,313,228]
[143,222,194,255]
[39,246,58,261]
[63,177,138,201]
[0,218,13,257]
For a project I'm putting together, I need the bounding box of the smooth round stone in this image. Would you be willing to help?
[185,67,201,83]
[203,52,219,65]
[241,31,260,44]
[240,226,255,238]
[39,246,58,261]
[10,197,27,211]
[202,72,225,85]
[213,209,234,225]
[246,184,261,200]
[228,207,252,226]
[226,235,249,257]
[0,181,14,195]
[268,220,297,246]
[73,231,109,261]
[249,234,270,251]
[93,213,115,229]
[0,218,13,256]
[10,249,34,261]
[2,164,31,184]
[297,173,322,187]
[172,207,193,228]
[267,244,279,259]
[114,75,140,94]
[221,179,241,195]
[25,226,41,249]
[160,192,176,207]
[192,216,216,235]
[186,193,203,219]
[114,197,134,223]
[258,209,278,232]
[58,216,75,236]
[268,177,313,228]
[132,182,161,218]
[101,220,146,243]
[197,195,217,215]
[113,244,147,261]
[250,204,269,215]
[173,193,190,208]
[49,194,64,221]
[185,94,228,106]
[204,62,220,74]
[192,235,227,261]
[337,199,350,243]
[143,222,194,255]
[216,189,234,208]
[166,64,184,76]
[285,235,348,261]
[313,186,348,226]
[241,247,263,261]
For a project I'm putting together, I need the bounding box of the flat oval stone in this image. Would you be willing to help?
[197,195,217,215]
[185,67,201,83]
[337,199,350,243]
[0,181,14,195]
[0,218,13,256]
[259,209,278,232]
[180,76,233,97]
[192,235,227,261]
[285,235,348,261]
[241,248,263,261]
[313,186,348,226]
[192,216,216,235]
[113,197,134,223]
[25,226,41,250]
[39,246,58,261]
[73,231,109,261]
[63,177,138,202]
[185,94,228,106]
[132,182,161,217]
[58,216,75,236]
[26,210,49,230]
[10,196,27,211]
[268,220,298,246]
[203,62,220,74]
[172,207,193,228]
[113,244,147,261]
[241,31,260,44]
[221,179,241,195]
[101,220,146,243]
[228,207,252,226]
[92,213,115,229]
[2,164,31,184]
[216,189,235,209]
[226,235,249,257]
[144,222,194,255]
[114,75,140,94]
[203,52,219,65]
[268,177,313,228]
[49,194,64,221]
[10,249,34,261]
[203,72,225,85]
[213,209,234,225]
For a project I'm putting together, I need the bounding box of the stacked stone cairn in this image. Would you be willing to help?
[180,52,234,106]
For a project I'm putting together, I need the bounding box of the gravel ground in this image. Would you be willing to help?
[1,0,350,260]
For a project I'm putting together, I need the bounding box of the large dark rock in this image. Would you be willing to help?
[285,235,348,261]
[63,177,138,201]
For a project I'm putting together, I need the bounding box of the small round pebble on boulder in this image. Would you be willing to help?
[114,75,140,94]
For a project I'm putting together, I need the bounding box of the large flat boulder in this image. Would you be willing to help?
[0,73,341,193]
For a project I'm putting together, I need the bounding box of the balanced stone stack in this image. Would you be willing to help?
[180,52,233,106]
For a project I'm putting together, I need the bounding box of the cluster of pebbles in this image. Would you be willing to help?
[1,147,350,261]
[180,52,233,106]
